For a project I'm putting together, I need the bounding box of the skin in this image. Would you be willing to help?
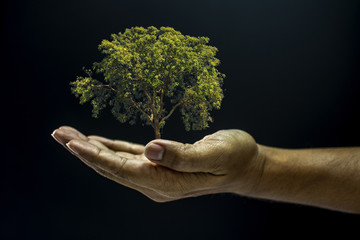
[51,126,360,213]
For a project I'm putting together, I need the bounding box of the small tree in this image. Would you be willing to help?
[71,26,224,139]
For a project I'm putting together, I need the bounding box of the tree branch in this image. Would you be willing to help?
[139,77,152,102]
[149,89,157,122]
[160,99,191,123]
[159,67,172,118]
[95,84,153,125]
[126,95,153,125]
[139,78,154,123]
[95,84,121,93]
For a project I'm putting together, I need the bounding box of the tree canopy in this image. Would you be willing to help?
[71,26,225,138]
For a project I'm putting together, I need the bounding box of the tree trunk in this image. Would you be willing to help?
[155,128,161,139]
[154,119,161,139]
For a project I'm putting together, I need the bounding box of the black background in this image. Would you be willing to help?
[2,0,360,239]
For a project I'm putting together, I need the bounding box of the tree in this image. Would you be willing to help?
[70,26,225,139]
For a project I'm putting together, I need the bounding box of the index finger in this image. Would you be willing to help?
[66,139,148,181]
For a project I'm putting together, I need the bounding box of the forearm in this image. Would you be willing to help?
[248,145,360,213]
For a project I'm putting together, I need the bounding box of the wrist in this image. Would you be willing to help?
[244,144,296,199]
[227,142,267,197]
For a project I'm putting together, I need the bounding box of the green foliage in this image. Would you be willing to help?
[71,26,225,137]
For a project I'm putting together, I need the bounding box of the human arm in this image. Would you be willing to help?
[251,145,360,213]
[51,126,360,213]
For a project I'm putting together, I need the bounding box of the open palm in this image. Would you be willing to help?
[52,126,252,202]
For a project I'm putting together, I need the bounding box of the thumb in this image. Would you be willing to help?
[144,138,221,173]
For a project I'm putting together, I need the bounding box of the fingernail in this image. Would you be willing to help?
[51,130,61,143]
[66,142,79,155]
[51,130,57,139]
[145,143,164,161]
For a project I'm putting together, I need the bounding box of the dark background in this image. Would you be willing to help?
[2,0,360,239]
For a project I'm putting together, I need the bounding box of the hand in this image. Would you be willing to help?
[51,126,264,202]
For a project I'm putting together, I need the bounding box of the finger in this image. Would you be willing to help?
[52,127,89,157]
[51,126,88,146]
[66,139,175,199]
[88,139,112,152]
[80,137,139,159]
[52,128,177,201]
[66,139,141,180]
[88,135,144,154]
[144,138,224,173]
[67,145,172,202]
